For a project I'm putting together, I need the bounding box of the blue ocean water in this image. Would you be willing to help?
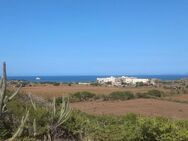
[8,75,188,83]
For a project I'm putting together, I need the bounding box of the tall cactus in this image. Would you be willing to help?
[0,62,22,116]
[0,62,29,140]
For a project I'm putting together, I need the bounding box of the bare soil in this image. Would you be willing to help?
[71,99,188,119]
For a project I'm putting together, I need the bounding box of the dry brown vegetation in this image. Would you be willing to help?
[165,94,188,103]
[22,84,167,98]
[21,84,188,119]
[71,98,188,119]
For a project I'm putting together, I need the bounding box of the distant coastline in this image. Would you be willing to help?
[7,75,188,83]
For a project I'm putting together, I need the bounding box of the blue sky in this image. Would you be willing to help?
[0,0,188,76]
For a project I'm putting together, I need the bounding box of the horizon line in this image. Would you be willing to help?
[7,74,188,77]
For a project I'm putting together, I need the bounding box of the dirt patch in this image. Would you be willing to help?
[71,99,188,119]
[22,84,166,98]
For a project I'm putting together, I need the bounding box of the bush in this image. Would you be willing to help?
[69,112,188,141]
[68,83,72,86]
[90,82,100,86]
[70,91,96,102]
[107,91,135,101]
[53,82,60,86]
[147,90,164,97]
[63,110,92,140]
[137,90,164,98]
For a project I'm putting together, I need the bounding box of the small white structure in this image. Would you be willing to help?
[78,82,90,85]
[35,77,41,80]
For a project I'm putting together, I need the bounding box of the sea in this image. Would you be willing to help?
[7,75,188,83]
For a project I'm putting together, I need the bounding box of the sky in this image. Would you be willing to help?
[0,0,188,76]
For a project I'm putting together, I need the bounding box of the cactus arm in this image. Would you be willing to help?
[8,85,22,101]
[0,62,7,114]
[56,110,71,128]
[57,97,65,122]
[28,93,37,110]
[47,133,52,141]
[58,98,70,123]
[0,79,2,88]
[56,97,71,128]
[33,119,37,137]
[8,110,29,141]
[52,97,56,119]
[1,62,7,94]
[2,96,7,113]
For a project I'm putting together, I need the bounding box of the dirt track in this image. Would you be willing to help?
[71,99,188,119]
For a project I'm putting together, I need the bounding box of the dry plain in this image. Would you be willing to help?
[22,84,167,98]
[22,84,188,119]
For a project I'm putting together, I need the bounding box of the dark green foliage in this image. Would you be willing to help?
[137,90,164,98]
[2,94,71,140]
[68,83,72,86]
[147,90,164,97]
[64,112,188,141]
[70,91,96,102]
[68,91,135,102]
[107,91,135,100]
[53,82,60,86]
[90,82,101,86]
[62,110,92,140]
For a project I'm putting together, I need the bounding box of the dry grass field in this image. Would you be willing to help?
[21,84,188,119]
[22,84,167,98]
[165,94,188,103]
[71,99,188,119]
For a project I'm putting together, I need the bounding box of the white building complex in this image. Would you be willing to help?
[97,76,153,86]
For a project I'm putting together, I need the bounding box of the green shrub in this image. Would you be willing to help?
[124,117,188,141]
[63,110,92,140]
[137,90,164,98]
[88,115,188,141]
[53,82,60,86]
[147,90,164,97]
[68,83,72,86]
[108,91,135,101]
[90,82,101,86]
[70,91,96,102]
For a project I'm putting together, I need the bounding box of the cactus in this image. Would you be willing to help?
[0,62,22,116]
[29,95,71,140]
[55,97,71,128]
[0,62,29,140]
